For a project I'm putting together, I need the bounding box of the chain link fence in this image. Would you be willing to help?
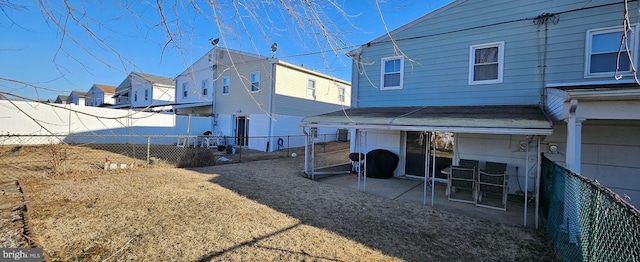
[540,155,640,261]
[0,133,341,183]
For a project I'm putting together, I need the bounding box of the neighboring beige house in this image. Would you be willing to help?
[112,72,175,111]
[85,84,116,106]
[174,47,351,152]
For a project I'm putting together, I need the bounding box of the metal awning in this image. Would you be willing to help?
[301,105,552,135]
[302,104,550,228]
[171,102,213,109]
[112,89,129,98]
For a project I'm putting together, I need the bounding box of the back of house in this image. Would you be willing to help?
[304,0,640,208]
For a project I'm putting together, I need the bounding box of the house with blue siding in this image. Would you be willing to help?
[302,0,640,224]
[85,84,116,107]
[67,91,87,105]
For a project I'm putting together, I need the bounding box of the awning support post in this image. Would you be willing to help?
[357,129,361,190]
[431,132,436,207]
[423,132,429,205]
[535,135,541,229]
[524,136,530,227]
[363,130,368,192]
[311,127,316,180]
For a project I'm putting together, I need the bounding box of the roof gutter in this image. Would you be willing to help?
[565,89,640,101]
[300,122,552,135]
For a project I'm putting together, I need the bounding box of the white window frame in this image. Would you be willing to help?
[307,79,316,98]
[222,76,230,95]
[182,83,188,98]
[202,80,208,96]
[585,25,638,78]
[380,56,404,90]
[338,85,345,103]
[250,72,260,92]
[468,41,505,85]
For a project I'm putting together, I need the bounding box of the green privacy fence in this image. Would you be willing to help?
[540,155,640,262]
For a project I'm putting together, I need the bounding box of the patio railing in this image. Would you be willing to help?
[540,155,640,261]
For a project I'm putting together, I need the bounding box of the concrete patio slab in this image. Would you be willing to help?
[317,173,537,227]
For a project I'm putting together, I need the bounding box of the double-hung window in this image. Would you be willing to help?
[586,25,637,77]
[134,91,138,102]
[307,79,316,98]
[380,56,404,90]
[144,89,149,100]
[250,72,260,92]
[182,83,188,98]
[338,86,345,103]
[222,76,230,95]
[202,80,208,96]
[469,41,504,85]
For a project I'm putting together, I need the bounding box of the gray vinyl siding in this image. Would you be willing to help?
[272,94,346,117]
[272,63,350,116]
[544,91,565,121]
[214,51,271,116]
[544,120,640,208]
[354,0,634,108]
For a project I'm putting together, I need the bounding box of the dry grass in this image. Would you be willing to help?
[0,144,141,183]
[17,143,553,261]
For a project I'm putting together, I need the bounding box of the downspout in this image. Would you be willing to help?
[534,13,558,108]
[211,49,217,132]
[349,52,361,151]
[303,127,309,174]
[352,52,360,108]
[174,78,179,114]
[267,60,276,152]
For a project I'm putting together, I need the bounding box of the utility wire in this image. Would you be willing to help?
[364,1,635,47]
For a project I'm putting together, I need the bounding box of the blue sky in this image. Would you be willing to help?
[0,0,453,101]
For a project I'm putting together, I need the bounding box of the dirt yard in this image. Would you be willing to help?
[6,142,554,261]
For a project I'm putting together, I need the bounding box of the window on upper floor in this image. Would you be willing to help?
[585,25,637,77]
[338,86,345,103]
[144,89,149,101]
[380,56,404,90]
[134,91,138,102]
[182,83,188,98]
[250,72,260,92]
[307,79,316,98]
[222,76,230,95]
[202,80,209,96]
[469,41,504,85]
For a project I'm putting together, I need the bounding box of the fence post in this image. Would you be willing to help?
[323,134,326,153]
[146,136,151,164]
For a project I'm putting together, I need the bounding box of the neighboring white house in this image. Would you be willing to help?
[112,72,175,111]
[67,91,87,106]
[85,84,116,107]
[174,47,351,152]
[54,95,68,104]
